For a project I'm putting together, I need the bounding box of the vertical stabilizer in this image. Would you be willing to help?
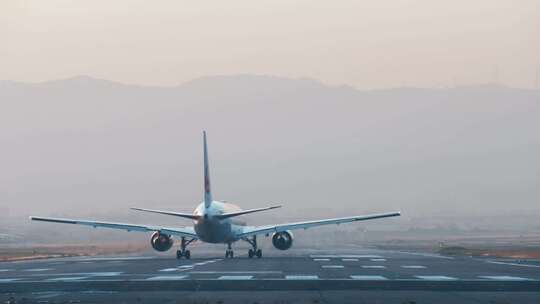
[203,131,213,208]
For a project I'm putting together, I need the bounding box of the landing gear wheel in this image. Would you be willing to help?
[184,250,191,259]
[248,249,254,258]
[176,250,182,259]
[256,249,262,258]
[225,250,234,258]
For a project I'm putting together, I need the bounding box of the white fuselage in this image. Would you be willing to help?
[192,201,246,243]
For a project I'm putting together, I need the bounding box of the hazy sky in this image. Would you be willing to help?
[2,0,539,88]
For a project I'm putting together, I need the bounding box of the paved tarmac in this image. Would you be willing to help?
[1,247,540,303]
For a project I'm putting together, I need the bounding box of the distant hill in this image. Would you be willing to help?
[1,75,539,223]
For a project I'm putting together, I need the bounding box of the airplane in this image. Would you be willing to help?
[30,132,400,259]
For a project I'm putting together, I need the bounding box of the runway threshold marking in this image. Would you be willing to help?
[23,268,53,272]
[218,275,253,280]
[0,269,13,272]
[479,276,531,281]
[370,258,386,262]
[321,265,344,269]
[285,275,319,280]
[416,275,457,280]
[362,265,385,269]
[313,258,330,261]
[146,275,188,281]
[350,275,388,280]
[401,265,426,269]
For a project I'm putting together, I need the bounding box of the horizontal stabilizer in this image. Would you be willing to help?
[215,205,282,220]
[130,207,200,220]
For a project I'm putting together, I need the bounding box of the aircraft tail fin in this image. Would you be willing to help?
[203,131,213,208]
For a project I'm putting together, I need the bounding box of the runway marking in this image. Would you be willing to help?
[30,272,123,277]
[416,275,457,281]
[23,268,53,272]
[350,275,388,280]
[321,265,344,269]
[362,265,386,269]
[342,258,359,262]
[310,255,382,259]
[75,256,155,261]
[146,275,188,281]
[0,278,22,282]
[46,277,89,281]
[285,275,319,280]
[479,276,531,281]
[0,269,13,272]
[190,271,282,274]
[313,258,330,261]
[395,251,454,260]
[160,268,180,272]
[218,275,253,280]
[401,265,427,269]
[486,260,540,268]
[370,258,386,262]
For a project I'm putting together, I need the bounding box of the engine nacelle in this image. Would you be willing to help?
[150,231,173,252]
[272,230,294,250]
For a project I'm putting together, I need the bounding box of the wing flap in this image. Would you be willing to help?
[238,211,401,238]
[29,216,198,238]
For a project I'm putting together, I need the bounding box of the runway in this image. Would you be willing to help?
[2,248,540,303]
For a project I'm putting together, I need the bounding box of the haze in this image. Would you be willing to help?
[1,0,539,88]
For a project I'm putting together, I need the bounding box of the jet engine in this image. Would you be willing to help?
[272,230,294,250]
[150,231,173,252]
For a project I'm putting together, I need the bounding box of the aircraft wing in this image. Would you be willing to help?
[30,216,198,238]
[237,211,400,238]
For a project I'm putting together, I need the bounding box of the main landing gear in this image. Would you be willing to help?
[176,237,195,259]
[244,235,262,258]
[225,242,234,258]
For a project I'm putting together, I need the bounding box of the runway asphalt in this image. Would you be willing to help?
[1,247,540,303]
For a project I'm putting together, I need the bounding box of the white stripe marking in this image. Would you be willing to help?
[362,265,386,269]
[350,275,388,280]
[310,255,382,258]
[46,277,88,281]
[146,275,188,281]
[178,265,194,268]
[29,272,123,277]
[370,258,386,262]
[218,275,253,280]
[342,258,359,262]
[0,269,13,272]
[159,268,179,272]
[191,271,281,274]
[322,265,344,269]
[313,258,330,261]
[401,265,426,269]
[75,256,155,261]
[0,278,22,282]
[479,276,531,281]
[24,268,52,272]
[486,260,540,268]
[416,275,457,280]
[286,275,319,280]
